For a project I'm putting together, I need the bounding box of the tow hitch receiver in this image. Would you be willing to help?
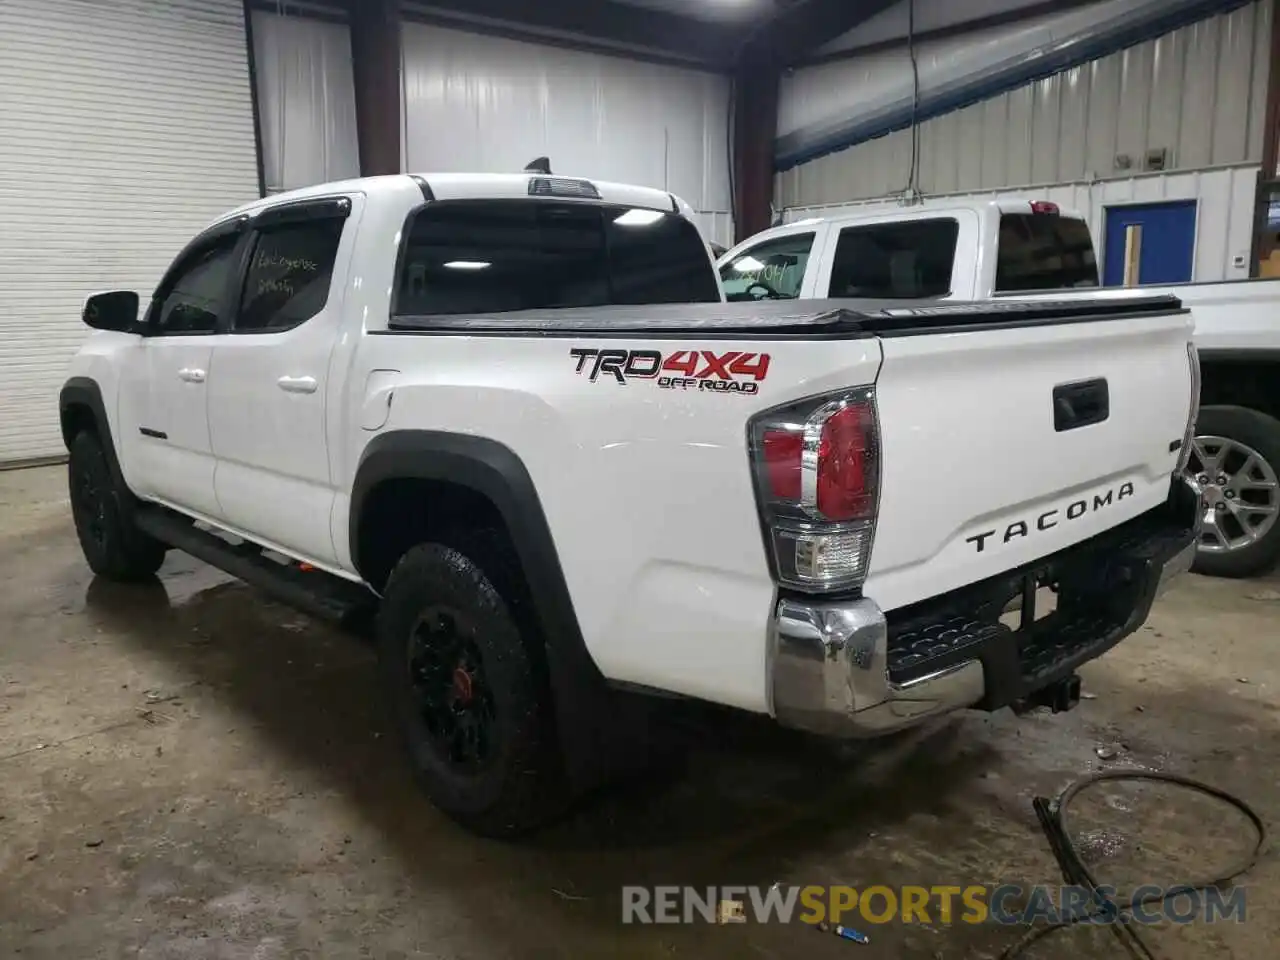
[1014,674,1082,715]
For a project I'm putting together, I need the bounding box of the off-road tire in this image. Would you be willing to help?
[377,539,565,837]
[68,430,167,581]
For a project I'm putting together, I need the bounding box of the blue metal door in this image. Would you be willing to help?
[1103,201,1197,286]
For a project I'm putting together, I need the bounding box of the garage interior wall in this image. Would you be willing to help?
[399,21,735,247]
[0,0,261,465]
[251,7,360,193]
[775,0,1271,238]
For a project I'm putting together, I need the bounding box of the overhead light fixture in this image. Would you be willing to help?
[443,260,491,270]
[732,256,765,273]
[614,208,665,227]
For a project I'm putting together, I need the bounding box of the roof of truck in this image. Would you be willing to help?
[220,172,690,224]
[781,198,1087,226]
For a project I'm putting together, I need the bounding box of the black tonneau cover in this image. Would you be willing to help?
[387,294,1185,338]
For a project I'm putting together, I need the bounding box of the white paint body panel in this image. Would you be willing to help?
[868,313,1193,611]
[69,174,1195,716]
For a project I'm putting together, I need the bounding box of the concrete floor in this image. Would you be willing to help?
[1,465,1276,960]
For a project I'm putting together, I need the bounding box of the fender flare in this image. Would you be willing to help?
[350,430,614,784]
[59,377,129,494]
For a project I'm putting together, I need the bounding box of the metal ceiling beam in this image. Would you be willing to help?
[730,0,900,239]
[399,0,745,67]
[737,0,904,68]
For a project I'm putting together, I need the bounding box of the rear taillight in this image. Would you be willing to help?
[1030,201,1060,215]
[749,389,880,593]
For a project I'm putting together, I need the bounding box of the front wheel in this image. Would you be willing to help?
[1186,406,1280,579]
[68,430,167,581]
[377,541,565,837]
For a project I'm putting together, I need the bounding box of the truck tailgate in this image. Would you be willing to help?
[866,305,1195,612]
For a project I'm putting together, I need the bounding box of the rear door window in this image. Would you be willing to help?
[719,233,815,301]
[828,219,958,298]
[996,214,1099,292]
[394,200,719,315]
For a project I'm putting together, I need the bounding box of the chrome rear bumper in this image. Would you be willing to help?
[770,484,1199,739]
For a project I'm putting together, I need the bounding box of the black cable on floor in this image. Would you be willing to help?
[1000,770,1266,960]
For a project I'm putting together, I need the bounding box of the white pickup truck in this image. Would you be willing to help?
[718,200,1280,578]
[62,173,1198,836]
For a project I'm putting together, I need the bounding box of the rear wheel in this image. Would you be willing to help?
[377,541,564,837]
[1187,406,1280,579]
[68,430,167,581]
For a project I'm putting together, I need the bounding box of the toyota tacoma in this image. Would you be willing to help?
[61,172,1200,836]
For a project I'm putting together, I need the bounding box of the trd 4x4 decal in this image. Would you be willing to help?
[569,348,771,396]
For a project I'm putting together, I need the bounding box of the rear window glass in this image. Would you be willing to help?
[827,219,958,298]
[996,214,1099,292]
[394,200,719,315]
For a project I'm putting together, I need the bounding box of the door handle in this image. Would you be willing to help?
[277,375,318,395]
[178,368,206,384]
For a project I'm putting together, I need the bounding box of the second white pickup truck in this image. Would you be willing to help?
[719,200,1280,578]
[62,173,1198,836]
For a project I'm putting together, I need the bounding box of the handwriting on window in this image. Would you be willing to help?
[252,248,319,298]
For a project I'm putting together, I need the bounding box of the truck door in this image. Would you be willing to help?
[206,195,361,566]
[119,230,245,520]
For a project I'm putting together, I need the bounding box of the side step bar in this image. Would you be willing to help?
[135,506,377,628]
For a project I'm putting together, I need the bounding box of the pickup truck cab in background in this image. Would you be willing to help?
[61,174,1198,837]
[719,200,1280,578]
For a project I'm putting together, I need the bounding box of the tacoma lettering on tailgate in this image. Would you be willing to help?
[570,348,770,396]
[966,482,1136,553]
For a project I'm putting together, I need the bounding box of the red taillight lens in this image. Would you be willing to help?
[763,429,803,500]
[817,402,875,521]
[748,389,880,593]
[1030,201,1060,215]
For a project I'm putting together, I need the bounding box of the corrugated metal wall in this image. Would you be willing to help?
[776,1,1271,208]
[252,8,360,193]
[782,163,1261,283]
[399,21,734,246]
[0,0,260,464]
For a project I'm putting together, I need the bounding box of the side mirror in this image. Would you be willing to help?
[83,291,140,332]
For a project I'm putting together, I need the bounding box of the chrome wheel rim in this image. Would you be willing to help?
[1186,435,1280,553]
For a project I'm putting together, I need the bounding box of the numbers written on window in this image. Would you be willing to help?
[720,233,815,301]
[154,240,239,335]
[828,219,959,299]
[236,219,344,332]
[394,200,719,316]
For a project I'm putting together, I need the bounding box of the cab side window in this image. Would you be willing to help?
[827,219,958,299]
[235,218,345,332]
[152,238,240,335]
[719,233,815,301]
